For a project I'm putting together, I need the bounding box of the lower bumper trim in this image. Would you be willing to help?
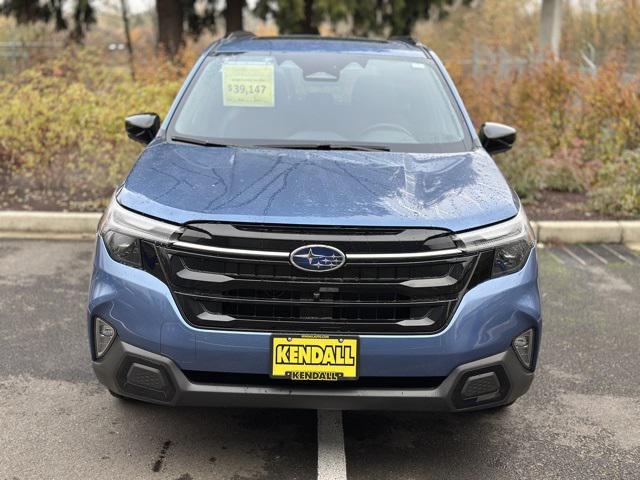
[93,339,534,412]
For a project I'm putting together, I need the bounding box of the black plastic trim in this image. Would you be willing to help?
[93,338,535,411]
[452,365,510,409]
[183,370,445,390]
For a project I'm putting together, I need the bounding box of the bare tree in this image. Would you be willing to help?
[119,0,135,79]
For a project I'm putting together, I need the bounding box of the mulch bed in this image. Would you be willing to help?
[524,191,637,221]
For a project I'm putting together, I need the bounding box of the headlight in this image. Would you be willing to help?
[98,195,183,267]
[454,208,536,277]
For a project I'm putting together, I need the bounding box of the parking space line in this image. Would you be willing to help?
[561,246,587,266]
[548,251,565,265]
[602,244,634,265]
[580,245,608,265]
[317,410,348,480]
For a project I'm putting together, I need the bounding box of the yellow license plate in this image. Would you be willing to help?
[271,335,359,381]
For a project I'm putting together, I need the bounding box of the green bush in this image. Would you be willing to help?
[496,142,546,201]
[590,149,640,216]
[0,48,181,209]
[450,58,639,216]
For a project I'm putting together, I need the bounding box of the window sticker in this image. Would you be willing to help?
[222,62,275,107]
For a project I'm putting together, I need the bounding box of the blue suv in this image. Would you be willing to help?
[89,33,541,411]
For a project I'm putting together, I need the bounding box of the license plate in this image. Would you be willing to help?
[271,335,359,381]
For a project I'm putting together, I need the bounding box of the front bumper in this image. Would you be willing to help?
[89,237,541,411]
[94,336,533,411]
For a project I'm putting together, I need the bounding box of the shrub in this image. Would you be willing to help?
[449,58,639,215]
[590,149,640,217]
[495,143,546,201]
[0,47,183,209]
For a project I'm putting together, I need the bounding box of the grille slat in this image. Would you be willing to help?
[173,253,463,283]
[150,225,487,334]
[191,316,440,334]
[180,223,456,254]
[175,291,447,308]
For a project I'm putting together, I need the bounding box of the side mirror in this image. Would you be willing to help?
[125,113,160,145]
[479,122,516,155]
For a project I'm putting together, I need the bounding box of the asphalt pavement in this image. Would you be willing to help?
[0,239,638,480]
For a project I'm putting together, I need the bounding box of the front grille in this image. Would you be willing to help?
[143,223,493,334]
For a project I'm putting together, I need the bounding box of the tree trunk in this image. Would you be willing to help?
[301,0,318,34]
[120,0,135,79]
[224,0,245,34]
[156,0,184,58]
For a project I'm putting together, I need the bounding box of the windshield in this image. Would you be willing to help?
[169,50,472,153]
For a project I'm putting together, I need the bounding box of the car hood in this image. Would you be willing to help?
[118,142,518,232]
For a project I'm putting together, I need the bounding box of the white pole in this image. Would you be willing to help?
[539,0,563,58]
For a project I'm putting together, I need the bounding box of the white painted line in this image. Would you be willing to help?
[561,246,587,266]
[580,245,608,265]
[548,251,565,265]
[602,244,634,265]
[317,410,348,480]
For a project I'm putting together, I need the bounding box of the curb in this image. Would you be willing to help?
[0,211,101,238]
[533,220,640,244]
[0,211,639,244]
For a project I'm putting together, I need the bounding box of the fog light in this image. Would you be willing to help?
[94,317,116,358]
[512,328,534,369]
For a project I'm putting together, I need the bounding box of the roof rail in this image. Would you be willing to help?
[225,30,256,41]
[389,35,421,46]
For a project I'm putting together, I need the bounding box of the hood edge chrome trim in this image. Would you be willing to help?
[171,241,462,260]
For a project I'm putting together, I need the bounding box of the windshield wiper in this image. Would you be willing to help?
[172,137,390,152]
[256,143,391,152]
[171,136,250,148]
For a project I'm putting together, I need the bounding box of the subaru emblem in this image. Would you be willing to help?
[290,245,346,272]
